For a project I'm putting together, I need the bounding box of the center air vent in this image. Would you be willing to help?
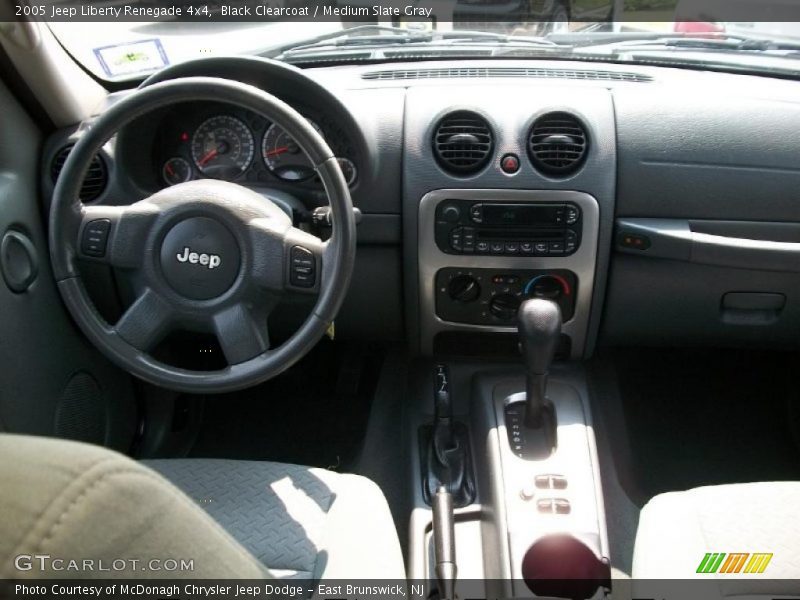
[527,112,588,176]
[433,111,494,175]
[50,145,108,202]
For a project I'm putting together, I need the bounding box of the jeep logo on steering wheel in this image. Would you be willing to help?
[176,246,221,269]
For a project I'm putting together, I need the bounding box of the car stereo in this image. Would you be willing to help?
[434,200,582,256]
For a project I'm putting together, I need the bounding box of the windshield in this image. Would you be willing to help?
[44,1,800,82]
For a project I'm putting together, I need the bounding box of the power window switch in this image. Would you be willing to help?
[554,498,571,514]
[536,498,554,513]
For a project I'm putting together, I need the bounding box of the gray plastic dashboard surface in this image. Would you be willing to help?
[615,86,800,222]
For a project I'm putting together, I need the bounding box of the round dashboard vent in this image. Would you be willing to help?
[433,111,494,175]
[50,145,108,202]
[527,112,588,176]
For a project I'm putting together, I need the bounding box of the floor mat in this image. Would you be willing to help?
[612,348,800,501]
[186,340,385,470]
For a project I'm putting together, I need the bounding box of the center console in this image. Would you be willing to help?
[418,189,600,358]
[411,188,609,598]
[403,83,615,599]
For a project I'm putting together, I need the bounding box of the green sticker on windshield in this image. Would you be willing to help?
[93,39,169,79]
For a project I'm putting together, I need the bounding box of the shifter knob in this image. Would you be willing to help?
[518,298,562,375]
[518,298,562,431]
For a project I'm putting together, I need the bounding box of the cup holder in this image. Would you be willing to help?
[521,534,610,600]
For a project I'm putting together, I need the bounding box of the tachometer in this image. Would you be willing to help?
[262,120,323,181]
[191,115,254,180]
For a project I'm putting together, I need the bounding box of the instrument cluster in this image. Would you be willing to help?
[154,103,357,190]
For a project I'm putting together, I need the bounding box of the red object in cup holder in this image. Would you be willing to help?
[522,534,610,600]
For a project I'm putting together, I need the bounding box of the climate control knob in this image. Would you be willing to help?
[448,275,481,303]
[526,275,567,300]
[489,293,521,320]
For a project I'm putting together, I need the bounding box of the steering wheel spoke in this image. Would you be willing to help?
[213,303,271,365]
[79,203,159,269]
[114,288,174,352]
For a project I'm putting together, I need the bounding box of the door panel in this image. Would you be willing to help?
[0,77,137,451]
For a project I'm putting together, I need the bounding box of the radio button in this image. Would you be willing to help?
[505,242,520,254]
[520,242,534,254]
[534,242,549,255]
[549,241,565,254]
[565,206,580,225]
[470,204,483,223]
[490,242,504,254]
[449,228,463,251]
[476,241,489,253]
[565,230,578,253]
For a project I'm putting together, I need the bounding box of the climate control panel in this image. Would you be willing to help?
[435,267,577,326]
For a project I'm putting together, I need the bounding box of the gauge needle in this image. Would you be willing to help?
[198,148,218,166]
[265,146,289,157]
[165,163,175,176]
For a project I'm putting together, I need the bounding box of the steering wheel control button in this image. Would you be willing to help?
[501,153,520,174]
[290,246,316,288]
[160,217,240,300]
[81,219,111,258]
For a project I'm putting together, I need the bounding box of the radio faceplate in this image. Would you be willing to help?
[435,200,582,256]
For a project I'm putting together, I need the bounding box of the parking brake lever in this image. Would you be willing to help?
[433,486,457,600]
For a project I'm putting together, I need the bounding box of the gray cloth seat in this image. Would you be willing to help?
[146,458,405,580]
[0,434,404,580]
[633,482,800,596]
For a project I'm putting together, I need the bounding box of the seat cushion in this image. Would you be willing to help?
[633,482,800,595]
[146,458,405,580]
[0,434,269,579]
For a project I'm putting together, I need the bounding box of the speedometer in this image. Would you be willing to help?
[191,115,254,180]
[262,120,324,181]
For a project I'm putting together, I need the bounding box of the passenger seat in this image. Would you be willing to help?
[633,482,800,585]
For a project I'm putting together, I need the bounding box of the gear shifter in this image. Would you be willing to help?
[504,298,561,459]
[518,298,562,428]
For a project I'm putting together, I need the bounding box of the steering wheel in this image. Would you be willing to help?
[49,77,356,394]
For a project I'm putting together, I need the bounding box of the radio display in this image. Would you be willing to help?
[481,204,562,226]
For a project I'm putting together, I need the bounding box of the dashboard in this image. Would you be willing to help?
[41,57,800,354]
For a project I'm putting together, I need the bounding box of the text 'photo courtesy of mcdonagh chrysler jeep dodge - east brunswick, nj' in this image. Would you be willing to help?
[2,0,800,599]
